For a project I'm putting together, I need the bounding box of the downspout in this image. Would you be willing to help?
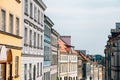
[108,42,111,80]
[117,41,119,80]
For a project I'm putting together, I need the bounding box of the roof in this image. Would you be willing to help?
[60,36,71,46]
[58,38,76,54]
[58,39,71,53]
[92,61,98,65]
[76,50,89,61]
[80,53,89,61]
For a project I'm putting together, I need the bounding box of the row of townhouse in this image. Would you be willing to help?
[44,15,59,80]
[0,0,57,80]
[104,23,120,80]
[0,0,91,80]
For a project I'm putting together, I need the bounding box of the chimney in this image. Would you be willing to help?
[60,36,71,45]
[116,23,120,29]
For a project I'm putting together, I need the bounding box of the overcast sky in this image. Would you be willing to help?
[44,0,120,56]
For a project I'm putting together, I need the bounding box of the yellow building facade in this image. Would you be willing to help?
[0,0,22,80]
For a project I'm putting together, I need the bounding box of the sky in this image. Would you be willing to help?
[43,0,120,56]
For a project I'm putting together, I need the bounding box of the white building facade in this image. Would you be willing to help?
[21,0,46,80]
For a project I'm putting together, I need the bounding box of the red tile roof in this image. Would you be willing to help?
[75,50,89,61]
[58,39,71,53]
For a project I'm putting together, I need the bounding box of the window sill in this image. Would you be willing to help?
[24,12,29,16]
[16,0,21,3]
[0,30,22,39]
[34,46,37,48]
[24,43,28,46]
[30,16,33,19]
[41,47,43,50]
[14,75,19,78]
[29,45,32,47]
[38,22,40,25]
[41,24,43,27]
[34,19,37,22]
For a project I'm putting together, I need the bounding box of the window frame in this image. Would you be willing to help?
[30,2,33,18]
[30,30,32,47]
[37,63,39,77]
[29,64,32,80]
[24,0,28,14]
[15,56,19,77]
[24,64,27,80]
[16,17,19,35]
[24,27,28,45]
[9,13,13,34]
[1,9,6,31]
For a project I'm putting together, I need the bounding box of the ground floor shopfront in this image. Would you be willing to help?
[0,45,21,80]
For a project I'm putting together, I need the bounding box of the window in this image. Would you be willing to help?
[76,77,77,80]
[73,77,75,80]
[64,77,67,80]
[24,0,28,14]
[34,32,36,47]
[37,34,40,48]
[15,56,19,77]
[41,12,43,25]
[37,63,39,77]
[44,45,51,61]
[30,2,33,17]
[24,28,28,44]
[44,25,51,37]
[24,64,27,80]
[60,77,62,80]
[29,64,32,79]
[34,5,37,21]
[41,35,43,48]
[30,30,32,46]
[38,10,40,23]
[40,62,42,76]
[9,14,13,33]
[44,72,50,80]
[69,77,71,80]
[1,9,6,31]
[16,17,19,35]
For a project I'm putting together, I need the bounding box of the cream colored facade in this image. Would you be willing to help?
[59,52,78,80]
[0,0,22,80]
[58,38,77,80]
[91,64,102,80]
[68,53,77,80]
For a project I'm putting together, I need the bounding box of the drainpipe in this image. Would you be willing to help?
[117,41,119,80]
[107,42,111,80]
